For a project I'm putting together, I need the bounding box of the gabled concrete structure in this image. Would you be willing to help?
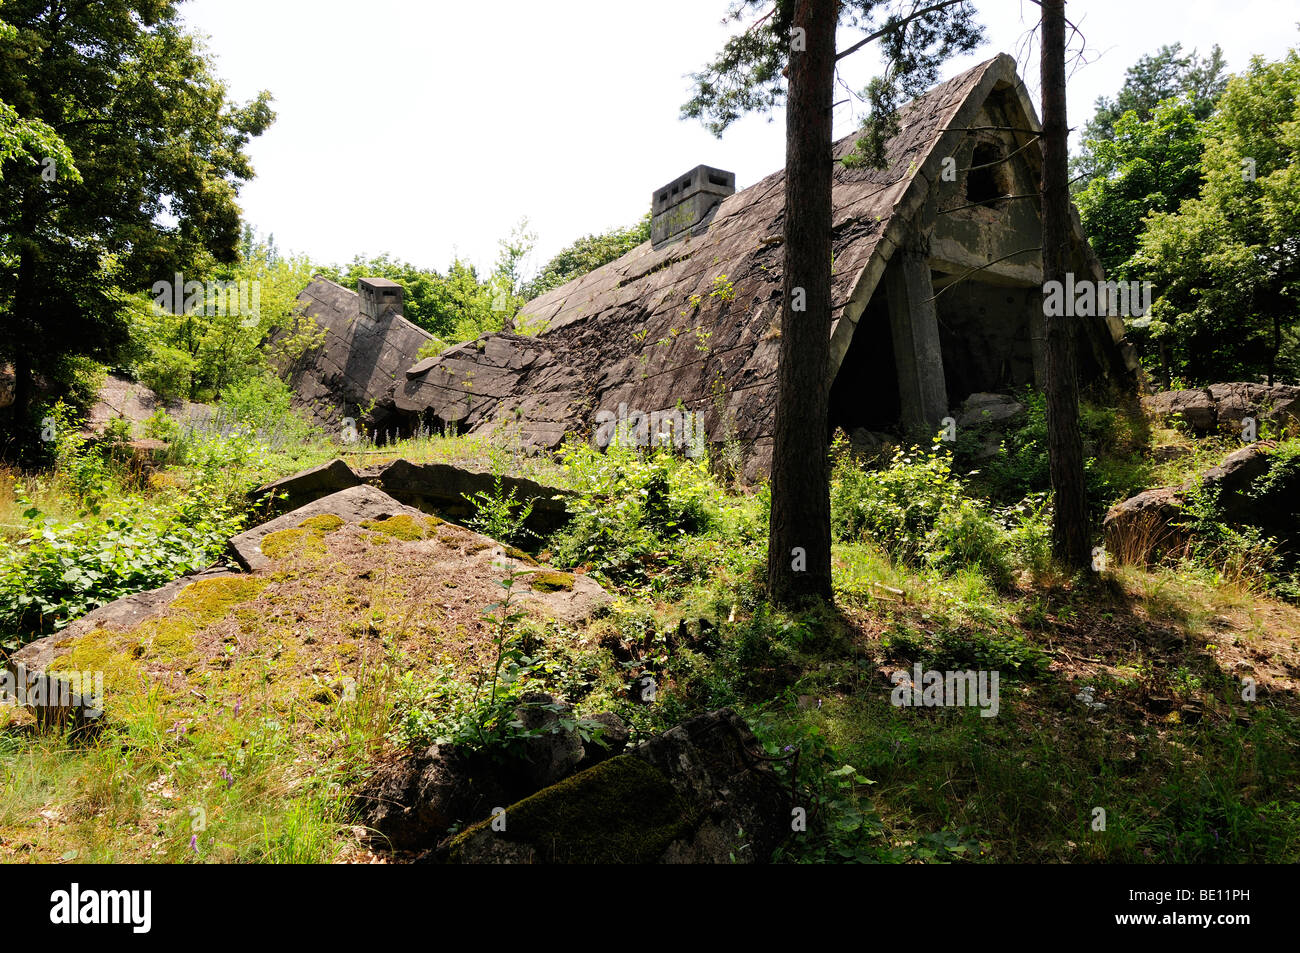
[309,54,1137,476]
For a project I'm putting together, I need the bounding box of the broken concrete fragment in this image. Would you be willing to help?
[357,700,629,851]
[275,276,432,435]
[248,457,362,510]
[358,745,515,852]
[448,708,789,864]
[509,692,588,790]
[956,392,1026,430]
[1142,383,1300,436]
[6,567,239,677]
[1104,441,1298,564]
[373,459,573,535]
[83,372,210,439]
[1207,382,1300,433]
[1141,388,1218,434]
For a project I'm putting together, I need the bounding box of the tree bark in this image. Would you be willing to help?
[10,242,37,446]
[766,0,838,605]
[1040,0,1090,569]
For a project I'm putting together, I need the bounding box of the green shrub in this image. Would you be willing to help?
[0,478,247,647]
[831,440,957,561]
[549,443,722,583]
[961,390,1152,509]
[465,475,537,547]
[41,401,115,506]
[1001,493,1054,578]
[832,439,1011,584]
[925,498,1012,586]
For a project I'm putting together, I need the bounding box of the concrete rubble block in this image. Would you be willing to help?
[374,459,573,535]
[1102,487,1188,564]
[956,392,1027,430]
[7,567,239,677]
[1206,382,1300,432]
[357,745,513,852]
[1183,441,1286,527]
[448,708,789,864]
[1141,388,1218,434]
[1143,383,1300,437]
[247,457,362,509]
[1105,440,1297,563]
[508,692,588,791]
[356,701,628,852]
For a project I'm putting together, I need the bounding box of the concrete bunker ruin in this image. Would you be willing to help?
[287,54,1138,477]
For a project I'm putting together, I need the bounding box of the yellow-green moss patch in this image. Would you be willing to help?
[46,576,269,699]
[261,527,327,560]
[133,617,195,658]
[424,516,445,531]
[529,571,575,592]
[171,577,267,624]
[505,545,539,566]
[359,514,425,540]
[47,628,146,694]
[298,513,345,533]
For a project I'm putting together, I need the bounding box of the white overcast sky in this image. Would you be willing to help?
[180,0,1299,276]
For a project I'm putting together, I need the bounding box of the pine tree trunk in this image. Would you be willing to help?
[766,0,837,605]
[1040,0,1090,569]
[10,243,37,449]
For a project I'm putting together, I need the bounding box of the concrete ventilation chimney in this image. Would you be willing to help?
[357,277,404,320]
[651,165,735,248]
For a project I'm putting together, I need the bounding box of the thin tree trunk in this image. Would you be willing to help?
[766,0,837,605]
[11,351,33,438]
[11,242,37,447]
[1040,0,1090,569]
[1270,310,1280,386]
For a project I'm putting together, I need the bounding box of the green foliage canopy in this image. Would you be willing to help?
[0,0,274,445]
[1130,48,1300,384]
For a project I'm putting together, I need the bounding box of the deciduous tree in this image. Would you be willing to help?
[0,0,273,450]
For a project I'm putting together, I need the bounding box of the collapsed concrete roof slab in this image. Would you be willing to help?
[279,276,433,435]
